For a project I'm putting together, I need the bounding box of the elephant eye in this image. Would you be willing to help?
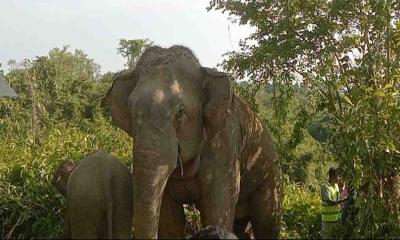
[173,105,186,135]
[176,105,186,121]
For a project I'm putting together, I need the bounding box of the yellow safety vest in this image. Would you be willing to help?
[321,183,341,222]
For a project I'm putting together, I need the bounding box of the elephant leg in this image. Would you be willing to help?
[158,193,185,239]
[63,210,70,239]
[111,181,133,239]
[198,194,238,234]
[67,198,103,238]
[249,176,282,239]
[233,217,251,239]
[69,213,102,239]
[111,199,133,239]
[198,163,240,231]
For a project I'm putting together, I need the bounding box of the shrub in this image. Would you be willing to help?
[281,183,321,239]
[0,119,132,239]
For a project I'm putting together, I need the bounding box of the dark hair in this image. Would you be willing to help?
[328,167,337,179]
[188,226,238,239]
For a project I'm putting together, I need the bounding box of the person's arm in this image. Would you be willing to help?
[321,185,348,205]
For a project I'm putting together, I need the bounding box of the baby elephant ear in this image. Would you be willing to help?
[201,67,233,137]
[52,160,77,197]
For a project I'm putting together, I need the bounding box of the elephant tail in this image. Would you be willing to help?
[104,171,114,239]
[106,200,114,239]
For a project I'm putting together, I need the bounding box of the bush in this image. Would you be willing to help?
[281,183,321,239]
[0,119,132,239]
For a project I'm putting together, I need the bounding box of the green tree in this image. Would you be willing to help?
[117,38,153,69]
[6,46,103,124]
[7,59,17,71]
[209,0,400,237]
[0,46,131,238]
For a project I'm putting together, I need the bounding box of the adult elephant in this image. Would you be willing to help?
[102,46,282,239]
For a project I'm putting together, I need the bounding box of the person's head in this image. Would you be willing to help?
[328,167,339,184]
[52,160,77,197]
[188,226,238,239]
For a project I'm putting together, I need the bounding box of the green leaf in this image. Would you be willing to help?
[375,89,386,97]
[384,84,393,89]
[343,95,354,106]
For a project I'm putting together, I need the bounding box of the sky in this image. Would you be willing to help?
[0,0,254,73]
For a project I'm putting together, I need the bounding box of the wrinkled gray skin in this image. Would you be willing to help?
[102,46,283,239]
[53,150,133,239]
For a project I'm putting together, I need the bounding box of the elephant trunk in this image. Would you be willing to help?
[132,140,177,239]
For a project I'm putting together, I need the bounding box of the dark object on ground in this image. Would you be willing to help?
[188,226,238,239]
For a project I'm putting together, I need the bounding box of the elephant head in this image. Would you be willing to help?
[52,160,78,197]
[102,46,232,239]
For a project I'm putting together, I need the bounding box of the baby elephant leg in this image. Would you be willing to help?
[68,211,102,239]
[63,210,70,239]
[67,198,104,238]
[111,180,133,239]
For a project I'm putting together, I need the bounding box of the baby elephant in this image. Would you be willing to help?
[53,150,133,239]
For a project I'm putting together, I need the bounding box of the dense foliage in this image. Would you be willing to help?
[0,47,132,238]
[281,183,321,239]
[117,39,153,69]
[0,45,326,238]
[2,2,400,235]
[209,0,400,238]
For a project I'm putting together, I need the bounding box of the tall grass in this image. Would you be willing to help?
[0,118,132,239]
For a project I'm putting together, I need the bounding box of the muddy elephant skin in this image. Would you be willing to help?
[102,46,283,239]
[53,150,133,239]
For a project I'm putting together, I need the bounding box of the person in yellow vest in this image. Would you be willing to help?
[321,168,349,239]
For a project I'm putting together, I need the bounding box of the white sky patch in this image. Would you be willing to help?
[0,0,254,74]
[153,89,165,103]
[170,80,182,95]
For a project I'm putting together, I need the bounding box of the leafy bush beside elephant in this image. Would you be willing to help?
[102,45,283,239]
[52,150,133,239]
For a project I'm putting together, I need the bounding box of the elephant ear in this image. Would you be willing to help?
[101,69,137,136]
[202,67,233,137]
